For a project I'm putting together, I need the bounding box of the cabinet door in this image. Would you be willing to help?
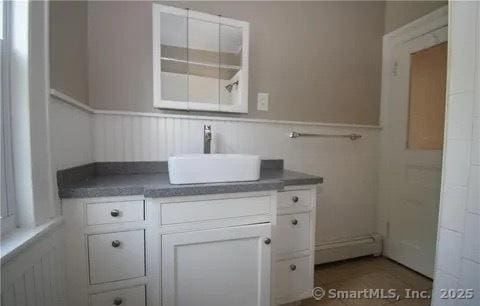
[162,223,271,306]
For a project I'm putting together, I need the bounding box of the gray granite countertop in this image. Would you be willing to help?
[57,161,323,199]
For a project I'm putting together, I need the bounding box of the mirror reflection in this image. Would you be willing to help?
[220,24,243,107]
[187,17,219,106]
[160,12,188,103]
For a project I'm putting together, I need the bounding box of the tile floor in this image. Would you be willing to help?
[300,256,433,306]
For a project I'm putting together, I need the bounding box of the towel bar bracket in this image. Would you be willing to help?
[289,132,362,141]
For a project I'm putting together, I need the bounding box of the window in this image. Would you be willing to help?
[407,42,448,150]
[1,0,15,234]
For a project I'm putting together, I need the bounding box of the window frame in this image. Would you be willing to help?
[1,0,17,235]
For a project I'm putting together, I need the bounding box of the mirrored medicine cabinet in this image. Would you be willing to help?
[153,4,250,113]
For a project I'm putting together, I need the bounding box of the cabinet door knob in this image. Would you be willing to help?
[113,297,123,305]
[264,238,271,245]
[111,240,121,248]
[292,196,299,203]
[110,209,120,217]
[291,219,298,225]
[290,264,297,271]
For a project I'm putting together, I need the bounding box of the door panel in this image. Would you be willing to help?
[162,223,271,306]
[383,26,447,277]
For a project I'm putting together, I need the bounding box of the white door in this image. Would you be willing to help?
[162,223,271,306]
[380,25,448,277]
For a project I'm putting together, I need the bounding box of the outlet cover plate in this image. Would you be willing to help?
[257,93,269,111]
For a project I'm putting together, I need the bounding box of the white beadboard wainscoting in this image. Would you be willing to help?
[49,96,95,212]
[93,112,381,247]
[1,224,65,306]
[50,91,382,261]
[49,96,94,171]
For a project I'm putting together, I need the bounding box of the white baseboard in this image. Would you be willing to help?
[315,234,382,265]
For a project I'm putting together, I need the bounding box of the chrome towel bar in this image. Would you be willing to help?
[289,132,362,141]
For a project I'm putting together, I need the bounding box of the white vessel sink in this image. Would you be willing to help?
[168,154,261,184]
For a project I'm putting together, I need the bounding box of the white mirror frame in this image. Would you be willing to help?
[153,4,250,113]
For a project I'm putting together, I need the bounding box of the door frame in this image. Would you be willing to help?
[378,6,448,262]
[380,6,448,128]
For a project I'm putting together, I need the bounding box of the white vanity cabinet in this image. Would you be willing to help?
[155,191,275,306]
[62,186,316,306]
[63,191,276,306]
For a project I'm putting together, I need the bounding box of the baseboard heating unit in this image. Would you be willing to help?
[315,234,382,265]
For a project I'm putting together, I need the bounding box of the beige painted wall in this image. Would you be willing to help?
[50,1,448,124]
[384,1,447,34]
[88,1,385,125]
[50,0,89,105]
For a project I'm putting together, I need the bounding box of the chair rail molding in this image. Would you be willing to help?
[49,89,381,130]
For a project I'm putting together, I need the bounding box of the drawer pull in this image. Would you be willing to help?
[264,238,271,245]
[290,264,297,271]
[291,219,298,225]
[110,209,120,217]
[111,240,121,248]
[292,196,299,203]
[113,297,123,305]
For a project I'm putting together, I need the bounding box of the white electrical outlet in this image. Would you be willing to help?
[257,93,269,111]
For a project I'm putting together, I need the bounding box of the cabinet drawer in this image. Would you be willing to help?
[90,285,145,306]
[88,230,145,284]
[161,195,272,225]
[86,200,144,226]
[275,256,313,304]
[278,189,311,211]
[275,213,310,255]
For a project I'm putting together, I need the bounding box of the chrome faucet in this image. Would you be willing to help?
[203,125,212,154]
